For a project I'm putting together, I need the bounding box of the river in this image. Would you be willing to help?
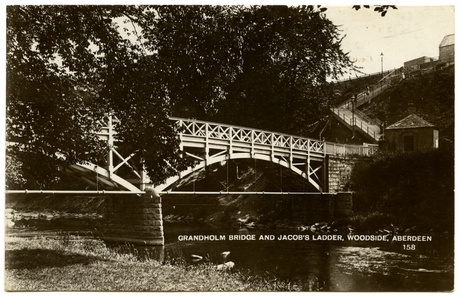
[5,209,454,292]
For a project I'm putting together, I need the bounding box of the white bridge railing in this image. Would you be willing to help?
[324,141,378,156]
[181,120,322,151]
[171,117,377,157]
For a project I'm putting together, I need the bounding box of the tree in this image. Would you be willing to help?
[140,5,353,135]
[6,5,189,188]
[6,6,117,188]
[139,5,243,120]
[6,5,354,189]
[224,5,351,134]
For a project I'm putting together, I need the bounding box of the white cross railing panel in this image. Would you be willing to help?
[254,131,272,145]
[292,138,308,150]
[174,117,378,159]
[232,128,252,142]
[208,124,230,140]
[272,134,290,147]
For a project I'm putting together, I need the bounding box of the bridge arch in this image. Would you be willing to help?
[67,162,142,192]
[154,152,314,192]
[68,115,377,193]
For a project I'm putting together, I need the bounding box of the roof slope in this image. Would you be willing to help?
[386,114,436,130]
[439,34,454,47]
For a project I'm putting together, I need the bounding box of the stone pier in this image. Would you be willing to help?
[326,155,369,192]
[103,194,164,245]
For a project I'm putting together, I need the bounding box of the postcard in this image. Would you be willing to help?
[4,2,455,292]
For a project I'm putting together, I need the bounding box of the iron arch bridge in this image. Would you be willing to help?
[61,115,378,194]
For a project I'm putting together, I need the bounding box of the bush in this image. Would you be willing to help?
[350,147,454,230]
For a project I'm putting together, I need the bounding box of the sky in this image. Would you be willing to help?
[324,5,455,78]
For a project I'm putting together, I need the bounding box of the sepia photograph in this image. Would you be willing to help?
[3,1,456,292]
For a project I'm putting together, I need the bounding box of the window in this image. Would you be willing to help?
[403,135,415,152]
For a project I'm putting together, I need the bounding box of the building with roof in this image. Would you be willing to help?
[404,56,437,76]
[439,33,454,65]
[384,114,438,153]
[402,34,454,76]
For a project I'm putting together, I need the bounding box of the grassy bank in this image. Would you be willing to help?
[5,234,302,292]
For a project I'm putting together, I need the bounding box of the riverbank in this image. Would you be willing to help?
[5,234,303,291]
[5,209,454,292]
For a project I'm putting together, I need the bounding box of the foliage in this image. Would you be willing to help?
[141,5,353,135]
[6,5,354,188]
[103,55,193,183]
[5,155,27,189]
[7,6,121,187]
[350,148,454,229]
[6,5,188,186]
[352,5,397,17]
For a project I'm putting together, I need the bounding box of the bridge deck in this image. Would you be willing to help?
[7,115,378,194]
[174,117,377,158]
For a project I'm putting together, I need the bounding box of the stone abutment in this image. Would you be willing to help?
[103,195,164,245]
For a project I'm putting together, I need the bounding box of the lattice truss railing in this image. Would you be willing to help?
[175,118,325,153]
[172,117,326,191]
[86,116,376,192]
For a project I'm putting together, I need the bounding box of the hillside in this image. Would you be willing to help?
[331,71,390,105]
[359,66,454,144]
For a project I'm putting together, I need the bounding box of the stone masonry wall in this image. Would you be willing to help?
[103,195,164,245]
[327,156,368,193]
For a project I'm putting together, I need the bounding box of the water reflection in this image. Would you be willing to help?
[160,223,453,291]
[330,245,454,291]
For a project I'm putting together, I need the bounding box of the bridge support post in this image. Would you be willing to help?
[107,114,115,178]
[323,155,330,193]
[139,159,149,191]
[103,194,164,245]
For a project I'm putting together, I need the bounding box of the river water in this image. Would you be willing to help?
[5,210,454,292]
